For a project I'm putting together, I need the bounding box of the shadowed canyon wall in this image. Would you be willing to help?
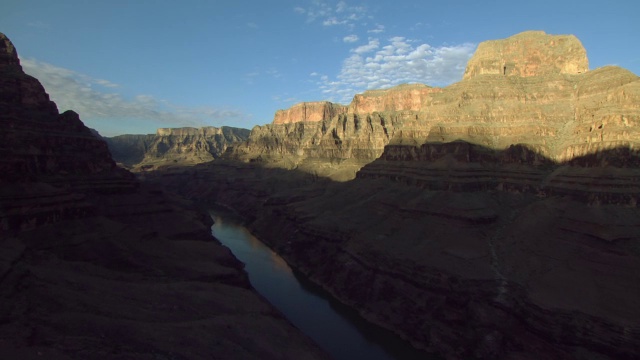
[0,32,329,360]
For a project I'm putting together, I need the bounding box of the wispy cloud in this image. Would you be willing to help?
[314,37,476,103]
[20,57,246,135]
[367,24,385,34]
[294,0,368,28]
[343,34,359,43]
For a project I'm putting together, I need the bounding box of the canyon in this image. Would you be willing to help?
[147,31,640,359]
[3,28,640,360]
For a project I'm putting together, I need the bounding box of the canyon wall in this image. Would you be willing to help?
[106,126,250,169]
[227,31,639,181]
[273,101,347,124]
[0,32,328,360]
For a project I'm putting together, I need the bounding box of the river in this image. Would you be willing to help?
[210,212,437,360]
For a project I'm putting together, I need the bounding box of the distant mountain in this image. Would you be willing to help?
[105,126,250,169]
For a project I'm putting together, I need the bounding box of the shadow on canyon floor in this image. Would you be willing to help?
[141,139,640,360]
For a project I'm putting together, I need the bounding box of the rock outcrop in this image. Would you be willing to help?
[106,126,250,170]
[0,32,328,360]
[462,30,589,79]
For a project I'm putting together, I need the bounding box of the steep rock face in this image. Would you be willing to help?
[230,112,418,181]
[348,83,443,114]
[228,31,638,181]
[0,33,136,231]
[106,126,250,169]
[0,34,58,119]
[462,30,589,79]
[273,101,347,124]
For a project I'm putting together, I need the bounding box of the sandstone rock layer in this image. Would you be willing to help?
[273,101,347,124]
[227,31,639,183]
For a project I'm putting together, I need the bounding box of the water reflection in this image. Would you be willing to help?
[210,212,437,360]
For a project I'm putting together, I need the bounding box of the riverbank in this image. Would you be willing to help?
[210,212,436,360]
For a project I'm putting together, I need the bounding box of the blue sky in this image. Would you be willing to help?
[2,0,639,136]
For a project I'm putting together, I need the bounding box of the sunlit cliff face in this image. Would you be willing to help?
[227,32,640,181]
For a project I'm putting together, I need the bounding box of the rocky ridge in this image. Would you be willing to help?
[105,126,250,169]
[0,32,328,360]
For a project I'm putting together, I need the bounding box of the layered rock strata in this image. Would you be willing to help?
[0,33,328,360]
[227,31,640,182]
[105,126,250,169]
[273,101,347,124]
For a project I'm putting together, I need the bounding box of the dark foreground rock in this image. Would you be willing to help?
[0,32,328,360]
[0,185,329,360]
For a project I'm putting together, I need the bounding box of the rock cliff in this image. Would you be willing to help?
[273,101,347,124]
[0,32,328,360]
[463,30,589,79]
[1,32,137,231]
[106,126,250,169]
[227,31,639,182]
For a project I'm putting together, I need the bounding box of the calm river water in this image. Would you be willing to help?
[210,212,436,360]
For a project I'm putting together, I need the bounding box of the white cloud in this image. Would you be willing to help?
[312,38,476,103]
[343,34,359,43]
[246,22,259,29]
[353,39,379,54]
[20,57,245,135]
